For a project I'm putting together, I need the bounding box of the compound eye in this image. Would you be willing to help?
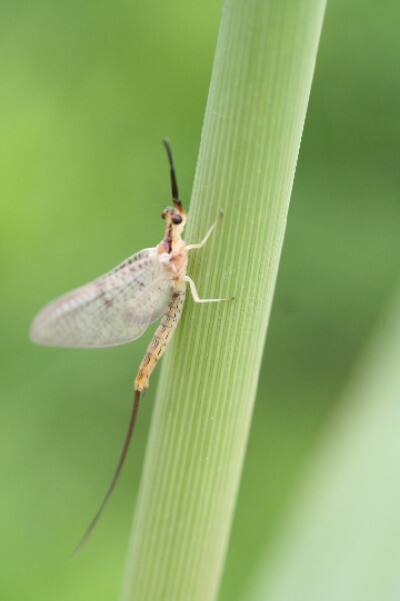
[172,214,182,225]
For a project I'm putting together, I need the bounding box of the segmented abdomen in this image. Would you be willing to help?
[134,283,186,391]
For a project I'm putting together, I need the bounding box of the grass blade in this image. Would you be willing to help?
[121,1,326,599]
[246,285,400,601]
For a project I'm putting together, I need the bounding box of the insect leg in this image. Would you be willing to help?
[183,276,234,303]
[186,210,224,251]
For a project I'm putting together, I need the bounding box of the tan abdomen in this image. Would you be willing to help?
[134,284,186,391]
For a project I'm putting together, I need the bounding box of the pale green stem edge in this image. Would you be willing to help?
[246,284,400,601]
[120,1,326,600]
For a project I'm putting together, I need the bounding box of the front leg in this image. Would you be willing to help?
[184,276,234,303]
[186,210,224,251]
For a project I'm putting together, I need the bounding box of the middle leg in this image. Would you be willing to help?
[184,276,234,303]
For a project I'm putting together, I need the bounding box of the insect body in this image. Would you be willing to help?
[30,140,232,551]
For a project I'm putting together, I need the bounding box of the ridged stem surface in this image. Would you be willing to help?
[121,1,326,599]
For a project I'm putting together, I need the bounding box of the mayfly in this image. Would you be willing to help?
[30,140,232,553]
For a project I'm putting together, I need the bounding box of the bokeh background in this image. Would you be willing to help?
[1,1,399,600]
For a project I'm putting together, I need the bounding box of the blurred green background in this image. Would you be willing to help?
[1,1,399,600]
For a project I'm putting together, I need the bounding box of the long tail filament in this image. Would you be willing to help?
[72,390,141,557]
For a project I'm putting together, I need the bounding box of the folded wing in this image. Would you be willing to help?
[30,248,173,348]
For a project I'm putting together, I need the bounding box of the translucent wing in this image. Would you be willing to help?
[30,248,173,348]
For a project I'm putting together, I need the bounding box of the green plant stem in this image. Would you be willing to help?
[246,285,400,601]
[120,1,326,600]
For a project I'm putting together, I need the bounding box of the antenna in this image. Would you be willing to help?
[162,139,183,212]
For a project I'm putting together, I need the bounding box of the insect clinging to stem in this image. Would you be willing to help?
[30,139,233,553]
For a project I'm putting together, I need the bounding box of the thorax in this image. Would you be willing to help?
[157,236,188,281]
